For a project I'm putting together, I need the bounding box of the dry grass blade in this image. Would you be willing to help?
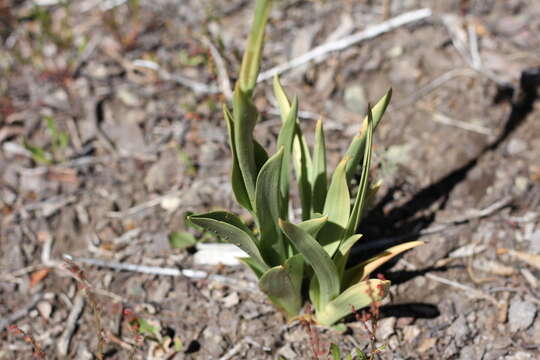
[497,248,540,270]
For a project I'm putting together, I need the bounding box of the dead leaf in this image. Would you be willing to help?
[417,337,437,353]
[30,268,50,288]
[47,167,79,184]
[498,248,540,270]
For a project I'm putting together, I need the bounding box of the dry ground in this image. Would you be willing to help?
[1,0,539,359]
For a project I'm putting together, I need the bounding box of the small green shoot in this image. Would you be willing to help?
[24,116,70,165]
[169,231,197,250]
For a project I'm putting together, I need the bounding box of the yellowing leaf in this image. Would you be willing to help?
[344,241,424,287]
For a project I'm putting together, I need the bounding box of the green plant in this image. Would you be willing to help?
[24,115,69,165]
[188,0,421,326]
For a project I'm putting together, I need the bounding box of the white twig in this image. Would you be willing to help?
[200,35,233,100]
[401,260,498,305]
[468,22,482,69]
[442,196,512,224]
[441,14,508,86]
[106,190,184,218]
[416,101,494,136]
[68,256,257,291]
[393,68,478,109]
[257,8,432,81]
[158,69,220,95]
[427,108,494,136]
[57,292,85,358]
[219,340,246,360]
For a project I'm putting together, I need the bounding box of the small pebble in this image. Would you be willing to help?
[508,298,537,332]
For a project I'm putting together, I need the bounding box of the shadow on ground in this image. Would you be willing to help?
[346,67,540,320]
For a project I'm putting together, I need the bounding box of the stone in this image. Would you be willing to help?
[447,315,470,347]
[278,344,297,359]
[460,344,481,360]
[117,88,141,107]
[37,301,52,320]
[508,298,537,332]
[417,337,437,353]
[144,150,184,192]
[344,84,368,115]
[194,243,247,266]
[505,352,535,360]
[376,317,396,340]
[402,325,420,343]
[527,229,540,254]
[222,292,240,308]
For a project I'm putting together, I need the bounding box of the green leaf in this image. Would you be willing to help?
[284,254,304,298]
[238,257,267,279]
[319,158,350,256]
[58,132,69,149]
[276,96,298,217]
[311,118,327,214]
[297,215,328,238]
[255,147,286,266]
[355,349,368,360]
[135,318,158,336]
[333,234,363,279]
[224,105,252,211]
[316,279,390,326]
[279,220,340,310]
[332,323,347,333]
[169,231,197,250]
[188,211,268,271]
[297,128,313,221]
[345,105,373,238]
[232,89,259,208]
[173,337,183,351]
[308,274,321,312]
[238,0,272,92]
[254,139,269,173]
[24,140,52,165]
[330,343,341,360]
[273,75,313,220]
[344,241,423,287]
[344,89,392,183]
[273,75,291,122]
[259,257,304,318]
[45,115,58,138]
[323,158,350,230]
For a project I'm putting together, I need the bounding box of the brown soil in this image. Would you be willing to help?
[1,1,539,359]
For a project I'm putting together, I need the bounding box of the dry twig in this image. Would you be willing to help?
[199,35,233,100]
[67,256,257,292]
[57,292,85,358]
[257,8,432,81]
[401,259,498,306]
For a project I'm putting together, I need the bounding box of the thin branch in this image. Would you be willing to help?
[400,259,499,305]
[441,14,508,86]
[66,255,257,292]
[420,105,494,136]
[57,292,86,358]
[257,8,432,82]
[199,35,233,100]
[106,190,184,218]
[392,68,478,109]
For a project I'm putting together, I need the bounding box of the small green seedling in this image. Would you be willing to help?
[24,115,69,165]
[189,0,421,326]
